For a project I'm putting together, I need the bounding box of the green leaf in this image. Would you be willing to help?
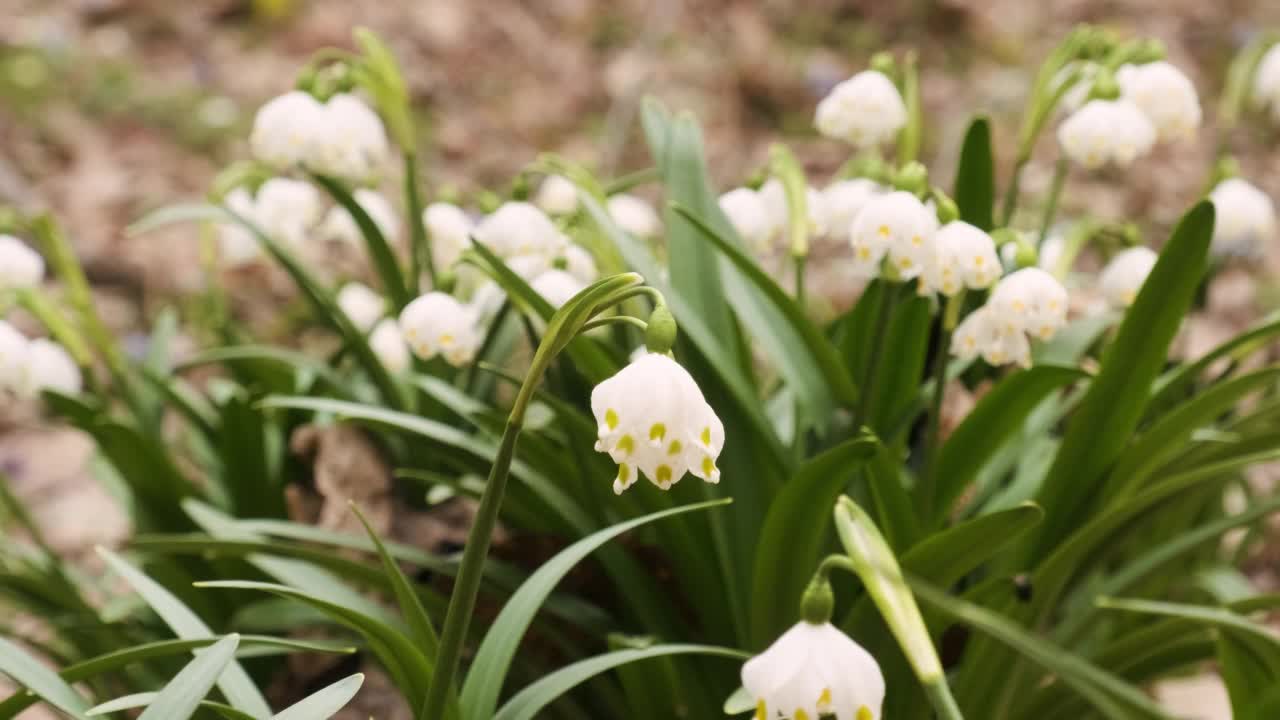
[96,548,272,718]
[492,644,748,720]
[953,116,995,230]
[460,499,732,720]
[0,637,90,719]
[136,634,241,720]
[1032,201,1214,555]
[176,345,354,400]
[272,673,364,720]
[311,179,410,309]
[1147,312,1280,418]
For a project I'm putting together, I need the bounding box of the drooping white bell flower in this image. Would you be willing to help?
[741,621,885,720]
[920,221,1001,297]
[822,179,883,244]
[399,292,483,367]
[1252,43,1280,122]
[590,352,724,494]
[759,179,829,244]
[369,318,410,373]
[310,93,390,185]
[535,175,580,215]
[0,235,45,289]
[1099,246,1157,309]
[1116,61,1201,143]
[951,306,1032,368]
[530,269,586,308]
[0,320,30,396]
[336,282,387,332]
[1037,232,1066,272]
[468,282,507,323]
[253,177,322,248]
[562,244,598,283]
[1209,178,1276,258]
[1057,61,1101,114]
[218,188,261,266]
[849,191,937,279]
[249,90,326,172]
[23,338,81,396]
[319,189,400,247]
[423,202,474,271]
[473,202,568,266]
[815,70,907,150]
[987,267,1070,343]
[607,194,662,238]
[719,187,774,252]
[1057,99,1156,169]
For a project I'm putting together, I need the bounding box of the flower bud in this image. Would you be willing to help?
[892,162,928,196]
[870,51,896,78]
[800,574,835,625]
[644,304,678,354]
[930,189,959,225]
[1087,69,1121,101]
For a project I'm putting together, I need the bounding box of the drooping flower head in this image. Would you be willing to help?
[530,269,587,309]
[719,187,774,252]
[1209,178,1276,259]
[951,306,1031,369]
[369,318,410,374]
[607,194,662,238]
[309,93,390,185]
[849,191,937,279]
[319,189,400,247]
[22,338,81,396]
[1057,99,1156,169]
[815,70,907,150]
[822,179,884,244]
[399,292,483,367]
[1252,43,1280,122]
[423,202,475,272]
[218,188,261,266]
[1099,246,1157,309]
[0,320,30,396]
[0,235,45,289]
[987,267,1069,342]
[759,179,829,246]
[535,175,580,216]
[919,221,1001,297]
[251,177,323,248]
[562,244,599,284]
[1116,61,1201,142]
[337,282,387,332]
[250,90,326,172]
[590,352,723,494]
[473,202,568,268]
[742,621,885,720]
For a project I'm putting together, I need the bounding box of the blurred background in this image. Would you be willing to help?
[5,1,1280,717]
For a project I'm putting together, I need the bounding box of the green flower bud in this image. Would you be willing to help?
[1088,68,1120,101]
[800,574,835,625]
[1131,38,1166,63]
[645,304,678,354]
[849,154,892,184]
[892,161,929,196]
[870,51,897,79]
[930,188,959,224]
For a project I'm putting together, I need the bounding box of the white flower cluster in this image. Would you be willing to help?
[1058,61,1199,168]
[320,189,400,247]
[336,282,387,331]
[590,352,724,494]
[0,320,81,399]
[919,221,1002,296]
[718,178,883,253]
[250,91,390,185]
[815,70,907,150]
[471,200,599,306]
[741,621,885,720]
[535,175,662,238]
[218,178,323,266]
[1209,178,1276,259]
[849,190,937,280]
[399,292,484,367]
[1116,61,1201,142]
[1057,99,1155,169]
[1099,246,1157,309]
[1253,43,1280,122]
[952,268,1069,368]
[0,235,45,289]
[423,202,475,272]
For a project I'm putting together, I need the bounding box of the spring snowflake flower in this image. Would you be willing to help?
[218,188,260,266]
[0,321,30,396]
[951,307,1032,368]
[562,244,598,283]
[608,194,662,238]
[0,235,44,289]
[423,202,474,271]
[22,338,81,396]
[253,177,322,248]
[1057,99,1156,169]
[320,189,400,247]
[822,179,883,243]
[988,267,1069,341]
[815,70,907,149]
[591,352,724,494]
[1209,178,1276,258]
[920,221,1001,297]
[369,318,410,373]
[1116,61,1201,142]
[336,282,387,332]
[468,282,507,323]
[535,175,579,215]
[399,292,482,367]
[760,179,829,244]
[473,202,568,266]
[310,93,390,185]
[849,191,937,279]
[250,90,326,172]
[741,621,885,720]
[1252,43,1280,121]
[719,187,774,251]
[530,269,586,308]
[1037,232,1065,272]
[1099,246,1157,308]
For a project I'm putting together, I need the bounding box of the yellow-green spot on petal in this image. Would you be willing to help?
[605,409,619,431]
[649,423,666,442]
[700,427,712,447]
[857,705,873,720]
[795,710,810,720]
[656,465,672,484]
[755,700,766,720]
[668,440,683,455]
[617,464,630,483]
[702,456,715,476]
[817,688,832,707]
[617,435,634,455]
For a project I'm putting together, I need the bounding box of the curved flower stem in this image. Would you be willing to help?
[1038,156,1069,244]
[923,678,966,720]
[581,315,648,333]
[1000,155,1030,227]
[920,293,962,523]
[793,255,806,306]
[404,152,434,293]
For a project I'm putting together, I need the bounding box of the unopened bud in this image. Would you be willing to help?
[645,304,678,354]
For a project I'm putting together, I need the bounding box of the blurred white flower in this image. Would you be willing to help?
[1099,246,1157,308]
[535,175,580,215]
[990,266,1069,342]
[822,179,884,243]
[337,282,387,332]
[250,91,326,172]
[0,320,30,396]
[951,306,1032,368]
[531,269,586,308]
[1037,232,1066,272]
[23,338,81,396]
[719,187,774,251]
[1057,99,1156,169]
[1116,61,1201,142]
[607,193,662,238]
[0,235,45,289]
[399,292,482,367]
[920,221,1001,297]
[1209,178,1276,259]
[742,621,885,720]
[310,94,390,185]
[815,70,907,149]
[468,282,507,323]
[218,188,261,266]
[473,202,567,266]
[1057,61,1101,113]
[562,244,599,283]
[320,189,399,247]
[369,318,410,373]
[760,179,829,244]
[1252,43,1280,121]
[423,202,474,271]
[254,177,323,248]
[590,352,724,494]
[849,191,937,279]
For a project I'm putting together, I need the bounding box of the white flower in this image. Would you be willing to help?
[218,188,260,266]
[337,282,387,331]
[468,282,507,323]
[951,307,1032,368]
[822,180,884,243]
[760,179,829,244]
[1209,178,1276,258]
[1099,246,1157,309]
[254,177,322,248]
[562,244,598,283]
[310,93,390,184]
[473,202,567,265]
[719,188,774,251]
[1057,99,1156,169]
[1057,61,1101,114]
[250,90,326,172]
[741,621,885,720]
[849,191,937,279]
[988,267,1069,342]
[535,175,580,215]
[0,235,44,289]
[531,269,586,308]
[369,318,410,373]
[815,70,907,149]
[320,189,399,246]
[1037,232,1065,272]
[0,320,30,396]
[423,202,474,271]
[399,292,482,367]
[1252,43,1280,121]
[920,221,1001,297]
[608,194,662,238]
[23,338,81,396]
[590,352,724,494]
[1116,61,1201,142]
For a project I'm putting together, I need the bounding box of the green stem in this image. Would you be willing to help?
[920,294,961,523]
[581,315,648,333]
[603,167,660,195]
[15,288,93,369]
[1038,156,1068,244]
[793,254,806,307]
[1000,155,1029,227]
[923,677,966,720]
[404,152,433,293]
[464,300,511,395]
[853,284,898,429]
